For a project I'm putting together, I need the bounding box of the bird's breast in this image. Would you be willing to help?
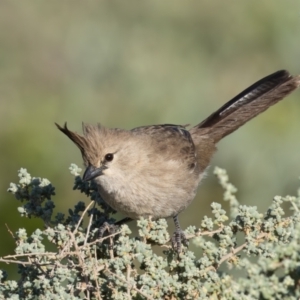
[94,167,204,219]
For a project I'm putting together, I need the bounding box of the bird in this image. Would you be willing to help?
[56,70,300,252]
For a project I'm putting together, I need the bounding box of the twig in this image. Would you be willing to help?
[217,232,268,268]
[105,266,154,300]
[1,251,57,259]
[217,242,247,268]
[291,200,299,212]
[0,258,54,266]
[60,201,95,258]
[126,264,132,299]
[90,251,102,300]
[109,235,115,259]
[184,226,224,241]
[74,201,95,235]
[84,230,121,247]
[69,231,90,291]
[5,223,16,241]
[84,201,96,246]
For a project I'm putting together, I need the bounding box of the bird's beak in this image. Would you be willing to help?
[83,165,105,181]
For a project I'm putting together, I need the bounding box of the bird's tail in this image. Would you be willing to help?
[190,70,300,143]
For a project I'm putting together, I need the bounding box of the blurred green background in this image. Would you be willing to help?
[1,1,300,277]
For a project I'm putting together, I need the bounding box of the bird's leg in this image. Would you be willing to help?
[98,217,133,237]
[114,217,133,226]
[171,215,188,253]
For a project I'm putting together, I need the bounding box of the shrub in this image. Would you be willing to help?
[1,165,300,299]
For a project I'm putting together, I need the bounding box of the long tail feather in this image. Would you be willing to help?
[191,70,300,142]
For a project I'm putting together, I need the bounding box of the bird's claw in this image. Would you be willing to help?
[98,222,120,238]
[171,229,189,254]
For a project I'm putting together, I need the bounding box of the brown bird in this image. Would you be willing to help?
[56,70,300,252]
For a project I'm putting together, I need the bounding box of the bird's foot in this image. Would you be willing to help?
[98,217,132,238]
[98,222,119,238]
[171,228,189,254]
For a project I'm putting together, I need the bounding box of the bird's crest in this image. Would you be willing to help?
[55,122,104,166]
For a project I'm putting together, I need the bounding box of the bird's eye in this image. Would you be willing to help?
[104,153,114,162]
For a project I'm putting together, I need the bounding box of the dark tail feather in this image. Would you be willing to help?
[191,70,300,142]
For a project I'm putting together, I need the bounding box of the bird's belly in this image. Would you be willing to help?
[95,173,202,220]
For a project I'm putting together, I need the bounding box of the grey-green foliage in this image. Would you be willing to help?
[1,165,300,299]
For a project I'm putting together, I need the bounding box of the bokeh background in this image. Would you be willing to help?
[1,1,300,277]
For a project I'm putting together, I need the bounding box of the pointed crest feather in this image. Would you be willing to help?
[55,122,120,166]
[55,122,88,156]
